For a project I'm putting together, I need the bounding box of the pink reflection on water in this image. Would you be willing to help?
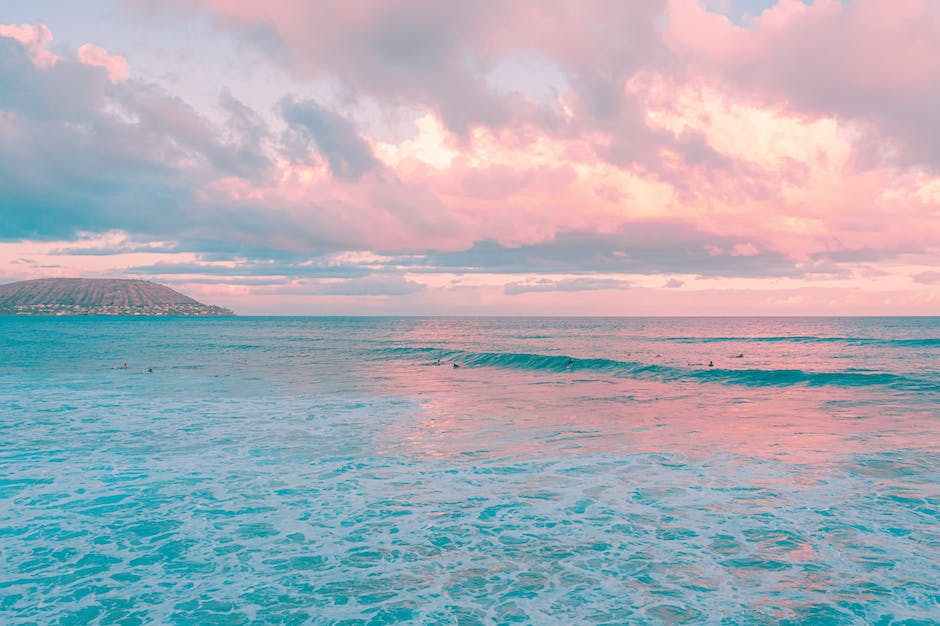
[374,359,935,469]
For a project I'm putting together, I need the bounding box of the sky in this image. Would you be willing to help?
[1,0,938,315]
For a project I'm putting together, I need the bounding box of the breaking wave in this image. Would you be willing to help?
[377,346,939,392]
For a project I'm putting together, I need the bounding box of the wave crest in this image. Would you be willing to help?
[377,347,938,392]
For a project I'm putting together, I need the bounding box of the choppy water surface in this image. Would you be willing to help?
[1,317,938,624]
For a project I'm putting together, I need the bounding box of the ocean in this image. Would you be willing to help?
[1,316,938,624]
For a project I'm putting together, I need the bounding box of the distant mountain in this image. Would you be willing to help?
[0,278,235,316]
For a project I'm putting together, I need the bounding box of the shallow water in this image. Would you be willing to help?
[1,317,938,623]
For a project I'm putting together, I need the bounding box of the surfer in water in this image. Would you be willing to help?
[708,360,714,367]
[453,363,460,369]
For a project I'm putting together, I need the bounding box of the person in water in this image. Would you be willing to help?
[122,363,128,369]
[566,358,574,368]
[434,359,441,366]
[708,360,714,367]
[453,363,460,369]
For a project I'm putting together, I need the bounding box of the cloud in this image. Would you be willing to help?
[3,11,940,314]
[149,0,672,143]
[5,15,937,269]
[183,274,427,296]
[279,96,378,181]
[911,271,940,285]
[412,224,805,278]
[665,0,940,171]
[53,243,178,256]
[125,259,373,279]
[316,275,425,296]
[77,43,128,82]
[0,23,57,68]
[504,277,631,295]
[0,29,275,243]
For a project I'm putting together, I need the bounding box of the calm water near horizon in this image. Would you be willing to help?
[1,316,938,623]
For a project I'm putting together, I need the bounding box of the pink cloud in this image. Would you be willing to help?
[666,0,940,97]
[193,89,940,270]
[0,23,58,68]
[172,0,940,178]
[77,43,129,83]
[665,0,940,169]
[4,9,940,313]
[158,0,671,139]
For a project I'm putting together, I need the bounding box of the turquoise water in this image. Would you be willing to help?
[1,317,938,624]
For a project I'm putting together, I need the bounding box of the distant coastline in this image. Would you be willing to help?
[2,303,234,316]
[0,278,234,316]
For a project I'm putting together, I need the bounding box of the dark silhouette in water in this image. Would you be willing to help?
[708,361,714,367]
[453,363,460,369]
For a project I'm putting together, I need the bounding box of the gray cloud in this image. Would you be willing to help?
[810,244,930,264]
[125,259,373,279]
[143,271,424,295]
[316,275,425,296]
[504,277,631,295]
[157,276,292,287]
[0,38,448,254]
[53,245,179,256]
[405,224,804,278]
[0,37,273,241]
[170,0,940,177]
[217,87,272,178]
[148,1,671,154]
[279,96,378,181]
[912,271,940,285]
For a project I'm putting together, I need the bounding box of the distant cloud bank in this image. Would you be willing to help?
[1,1,938,314]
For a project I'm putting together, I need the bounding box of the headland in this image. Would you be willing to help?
[0,278,234,316]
